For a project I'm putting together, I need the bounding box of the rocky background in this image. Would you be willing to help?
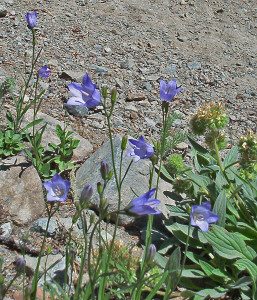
[0,0,256,298]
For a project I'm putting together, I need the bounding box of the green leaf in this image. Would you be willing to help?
[235,258,257,278]
[188,136,210,156]
[165,222,208,246]
[21,118,44,132]
[223,146,239,169]
[154,251,168,269]
[204,225,257,260]
[166,205,188,218]
[6,111,14,129]
[159,165,173,181]
[164,247,181,292]
[181,269,205,278]
[213,189,226,227]
[158,237,179,254]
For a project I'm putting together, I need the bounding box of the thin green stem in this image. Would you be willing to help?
[30,204,54,300]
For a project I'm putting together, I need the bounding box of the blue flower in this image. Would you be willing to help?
[43,173,71,202]
[26,12,37,29]
[38,65,51,78]
[66,73,101,108]
[126,188,162,216]
[126,136,154,162]
[160,79,182,102]
[190,201,219,232]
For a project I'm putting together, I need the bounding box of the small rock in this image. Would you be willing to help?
[177,36,188,42]
[164,64,177,75]
[187,61,202,70]
[125,104,138,112]
[176,142,188,150]
[0,5,7,17]
[126,93,146,101]
[115,79,124,89]
[144,82,152,91]
[30,218,58,236]
[0,222,13,238]
[104,47,112,53]
[95,66,108,73]
[146,75,159,81]
[59,70,85,82]
[63,103,89,117]
[130,111,137,119]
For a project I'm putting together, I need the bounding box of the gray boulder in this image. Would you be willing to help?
[0,155,45,224]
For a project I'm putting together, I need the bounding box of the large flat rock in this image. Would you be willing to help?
[0,155,45,224]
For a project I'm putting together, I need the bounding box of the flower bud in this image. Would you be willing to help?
[100,161,109,180]
[47,245,51,255]
[90,213,95,225]
[146,244,156,264]
[80,184,93,205]
[14,257,26,272]
[100,197,106,209]
[121,135,128,150]
[97,182,103,195]
[102,86,108,99]
[107,170,113,180]
[111,89,117,104]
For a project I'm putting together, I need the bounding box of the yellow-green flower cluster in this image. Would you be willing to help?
[190,102,228,135]
[190,102,228,150]
[165,153,186,176]
[238,131,257,179]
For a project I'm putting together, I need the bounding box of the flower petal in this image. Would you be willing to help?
[68,83,84,97]
[196,220,209,232]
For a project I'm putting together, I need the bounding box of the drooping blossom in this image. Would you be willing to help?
[160,79,183,102]
[43,173,71,202]
[126,136,154,162]
[126,188,162,216]
[26,12,37,28]
[66,73,101,108]
[38,65,51,78]
[190,201,219,232]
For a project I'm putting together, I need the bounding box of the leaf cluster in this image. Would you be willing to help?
[0,128,25,157]
[161,135,257,299]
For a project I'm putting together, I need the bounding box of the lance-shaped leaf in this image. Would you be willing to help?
[204,225,257,260]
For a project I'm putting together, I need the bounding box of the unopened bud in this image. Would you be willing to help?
[186,204,191,214]
[146,244,156,264]
[102,86,108,99]
[90,213,95,225]
[14,257,26,272]
[70,248,77,265]
[72,211,80,224]
[111,89,117,104]
[47,245,51,255]
[80,184,93,205]
[100,161,109,180]
[100,197,106,209]
[97,182,103,195]
[107,170,113,180]
[121,135,128,150]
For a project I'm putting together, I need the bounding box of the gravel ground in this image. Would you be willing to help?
[0,0,256,149]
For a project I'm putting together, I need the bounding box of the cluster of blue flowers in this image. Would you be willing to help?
[27,11,219,230]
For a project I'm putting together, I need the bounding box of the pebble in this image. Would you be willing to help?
[0,5,7,17]
[126,93,146,101]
